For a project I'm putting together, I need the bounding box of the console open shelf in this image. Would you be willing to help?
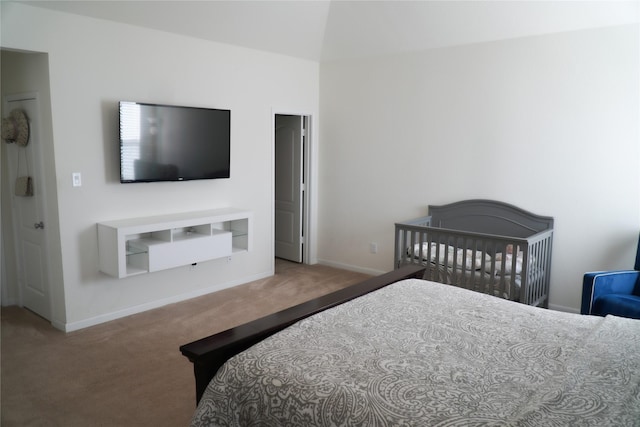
[98,208,252,278]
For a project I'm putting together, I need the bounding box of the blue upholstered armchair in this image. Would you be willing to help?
[581,238,640,319]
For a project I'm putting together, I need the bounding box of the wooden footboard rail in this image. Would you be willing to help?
[180,264,427,404]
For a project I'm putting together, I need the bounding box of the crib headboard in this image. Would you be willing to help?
[428,200,553,238]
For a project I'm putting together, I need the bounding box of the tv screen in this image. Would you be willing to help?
[119,101,230,183]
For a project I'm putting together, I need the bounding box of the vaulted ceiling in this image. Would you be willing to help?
[16,0,640,61]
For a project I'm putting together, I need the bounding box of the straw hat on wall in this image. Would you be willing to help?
[1,109,30,147]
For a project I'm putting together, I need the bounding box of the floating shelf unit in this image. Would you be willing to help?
[97,208,252,278]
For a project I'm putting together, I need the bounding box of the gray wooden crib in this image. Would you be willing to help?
[395,200,553,307]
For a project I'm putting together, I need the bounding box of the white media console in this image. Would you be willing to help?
[97,208,252,278]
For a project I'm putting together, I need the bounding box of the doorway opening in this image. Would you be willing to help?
[274,114,310,264]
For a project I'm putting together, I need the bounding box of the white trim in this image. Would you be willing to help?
[302,115,313,264]
[59,271,272,332]
[547,303,580,314]
[2,298,19,307]
[1,228,6,306]
[317,259,386,276]
[589,270,638,277]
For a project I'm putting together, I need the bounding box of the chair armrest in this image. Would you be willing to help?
[582,270,640,314]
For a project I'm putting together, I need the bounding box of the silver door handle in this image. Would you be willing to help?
[34,221,44,229]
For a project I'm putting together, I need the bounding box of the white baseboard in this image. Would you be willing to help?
[61,271,273,332]
[548,303,580,314]
[316,259,386,277]
[51,319,67,331]
[1,298,18,307]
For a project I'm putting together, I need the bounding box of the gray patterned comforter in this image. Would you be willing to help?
[191,279,640,426]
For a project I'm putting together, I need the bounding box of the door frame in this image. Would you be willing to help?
[272,110,314,267]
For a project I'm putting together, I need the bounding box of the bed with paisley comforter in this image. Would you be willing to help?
[187,271,640,426]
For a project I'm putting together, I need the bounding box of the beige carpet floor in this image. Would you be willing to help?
[1,260,369,426]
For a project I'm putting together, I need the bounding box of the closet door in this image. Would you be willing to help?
[4,93,52,320]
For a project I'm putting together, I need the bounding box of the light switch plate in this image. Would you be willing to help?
[72,172,82,187]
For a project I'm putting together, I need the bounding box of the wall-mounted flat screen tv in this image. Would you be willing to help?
[119,101,230,183]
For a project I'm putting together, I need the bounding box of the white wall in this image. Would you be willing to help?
[2,3,637,327]
[1,3,319,330]
[319,24,640,312]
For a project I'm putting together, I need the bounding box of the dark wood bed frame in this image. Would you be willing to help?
[179,264,427,404]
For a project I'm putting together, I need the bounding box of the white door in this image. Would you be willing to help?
[275,115,303,262]
[4,93,52,320]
